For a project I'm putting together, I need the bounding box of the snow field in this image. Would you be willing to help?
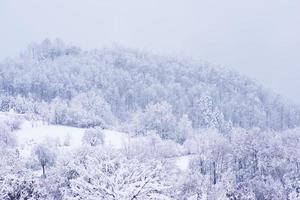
[11,117,189,171]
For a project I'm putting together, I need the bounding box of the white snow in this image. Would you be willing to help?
[14,119,131,158]
[16,120,85,147]
[175,155,191,171]
[103,129,129,149]
[4,113,190,171]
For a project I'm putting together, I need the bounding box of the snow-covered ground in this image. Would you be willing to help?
[16,121,128,149]
[1,112,190,171]
[16,121,85,148]
[14,120,129,158]
[175,155,190,171]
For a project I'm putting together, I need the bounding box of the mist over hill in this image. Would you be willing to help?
[1,39,299,137]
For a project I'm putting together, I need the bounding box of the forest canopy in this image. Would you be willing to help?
[0,39,299,139]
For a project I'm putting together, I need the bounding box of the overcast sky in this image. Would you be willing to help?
[1,0,300,104]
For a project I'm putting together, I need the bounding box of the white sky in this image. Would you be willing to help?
[0,0,300,104]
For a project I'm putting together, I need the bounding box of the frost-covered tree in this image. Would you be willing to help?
[82,127,104,146]
[190,95,231,133]
[63,133,71,146]
[123,132,183,160]
[0,122,17,148]
[22,38,80,60]
[0,174,47,200]
[138,101,178,140]
[33,145,56,178]
[62,148,175,200]
[48,92,115,128]
[191,95,215,128]
[177,114,193,142]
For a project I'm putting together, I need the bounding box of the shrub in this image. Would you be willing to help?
[82,128,105,146]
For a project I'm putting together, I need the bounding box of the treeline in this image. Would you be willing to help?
[0,39,299,134]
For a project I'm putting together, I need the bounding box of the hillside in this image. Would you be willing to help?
[0,39,299,140]
[0,40,300,199]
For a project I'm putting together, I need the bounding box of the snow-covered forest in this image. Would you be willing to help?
[0,39,300,199]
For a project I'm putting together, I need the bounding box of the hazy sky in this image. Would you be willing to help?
[1,0,300,104]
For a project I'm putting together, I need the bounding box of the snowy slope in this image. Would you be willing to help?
[16,121,85,148]
[1,112,190,171]
[14,120,129,157]
[16,121,129,149]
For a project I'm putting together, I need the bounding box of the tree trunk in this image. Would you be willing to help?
[212,162,217,185]
[42,165,46,178]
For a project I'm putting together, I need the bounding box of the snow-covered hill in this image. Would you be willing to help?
[1,39,299,135]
